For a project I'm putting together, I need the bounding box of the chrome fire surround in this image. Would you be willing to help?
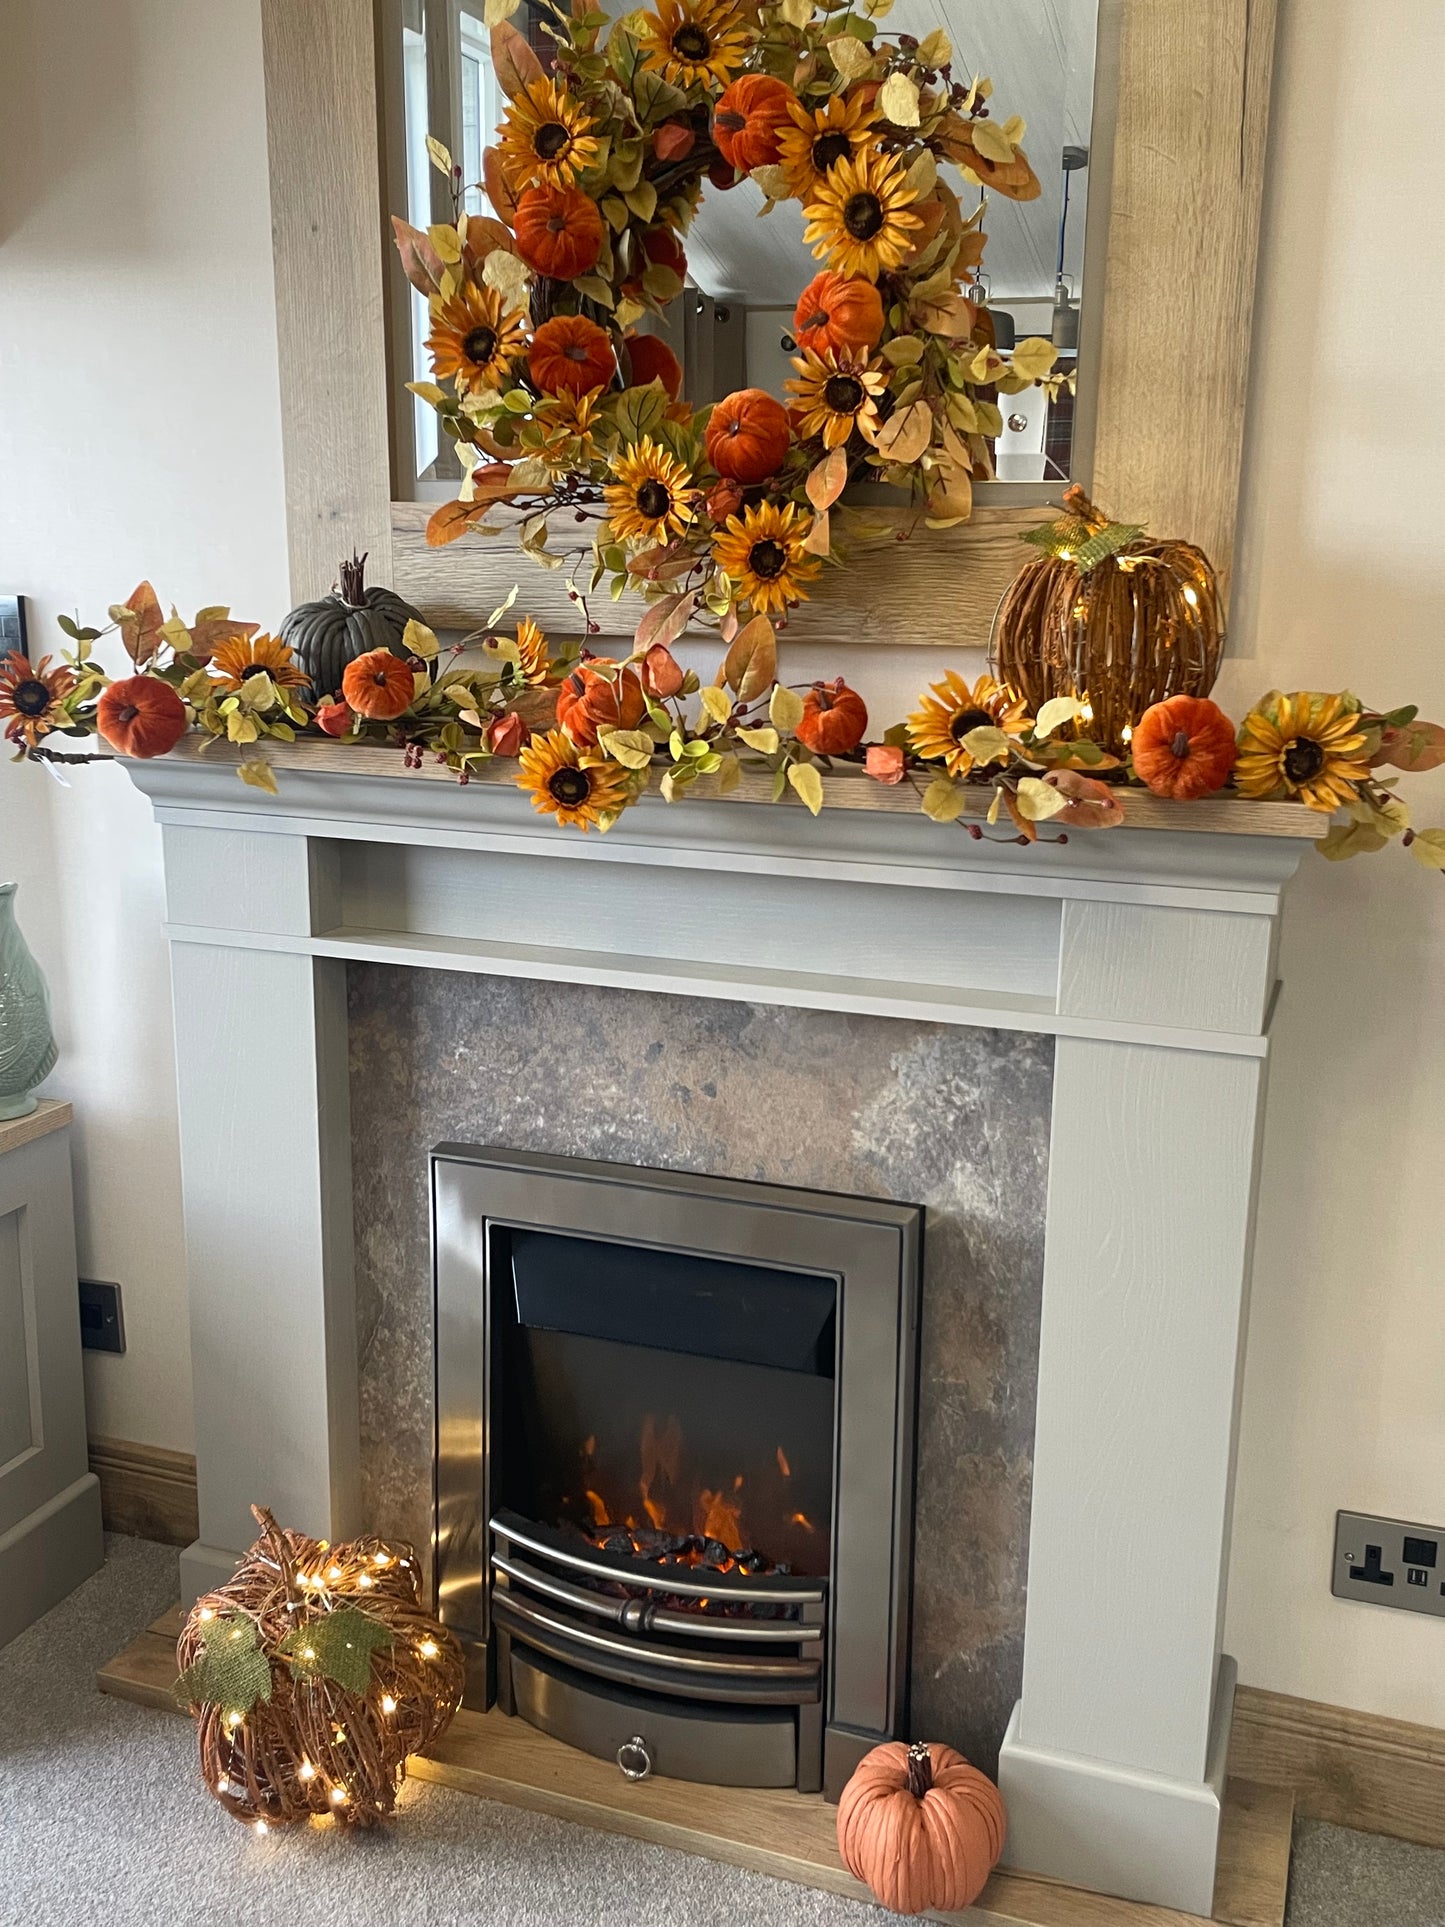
[431,1145,923,1797]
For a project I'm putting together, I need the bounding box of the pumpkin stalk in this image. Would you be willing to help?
[337,552,369,609]
[906,1741,933,1799]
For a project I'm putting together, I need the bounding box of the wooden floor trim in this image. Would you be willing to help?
[99,1614,1290,1927]
[1232,1682,1445,1852]
[88,1436,198,1547]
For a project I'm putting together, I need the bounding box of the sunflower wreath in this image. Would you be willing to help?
[393,0,1068,648]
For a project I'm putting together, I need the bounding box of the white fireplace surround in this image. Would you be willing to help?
[124,746,1316,1915]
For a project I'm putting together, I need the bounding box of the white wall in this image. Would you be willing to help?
[2,0,1442,1729]
[0,0,290,1450]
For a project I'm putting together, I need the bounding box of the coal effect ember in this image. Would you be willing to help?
[563,1520,793,1619]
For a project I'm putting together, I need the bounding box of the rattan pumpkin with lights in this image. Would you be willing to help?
[175,1505,464,1832]
[992,487,1224,756]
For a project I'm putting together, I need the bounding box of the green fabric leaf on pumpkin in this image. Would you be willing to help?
[278,1606,393,1695]
[174,1612,272,1714]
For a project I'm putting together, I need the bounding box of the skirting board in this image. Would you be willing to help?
[88,1435,199,1547]
[1232,1683,1445,1853]
[99,1613,1291,1927]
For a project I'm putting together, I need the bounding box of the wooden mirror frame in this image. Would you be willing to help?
[260,0,1275,649]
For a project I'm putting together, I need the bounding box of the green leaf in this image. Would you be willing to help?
[787,760,824,815]
[278,1606,393,1695]
[612,383,669,448]
[174,1612,272,1714]
[1318,820,1388,861]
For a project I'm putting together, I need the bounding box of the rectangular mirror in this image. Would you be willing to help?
[382,0,1110,502]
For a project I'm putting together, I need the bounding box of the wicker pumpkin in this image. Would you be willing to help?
[1131,693,1238,799]
[792,271,884,358]
[95,675,189,759]
[713,75,796,172]
[513,183,604,280]
[279,554,420,701]
[556,660,647,747]
[837,1740,1006,1916]
[796,678,867,756]
[991,492,1224,755]
[705,388,792,484]
[529,315,617,397]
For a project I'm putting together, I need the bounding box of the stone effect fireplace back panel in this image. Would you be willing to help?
[347,965,1053,1774]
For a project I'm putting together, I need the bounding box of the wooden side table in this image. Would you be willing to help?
[0,1100,103,1645]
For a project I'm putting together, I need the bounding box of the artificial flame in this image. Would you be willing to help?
[776,1446,791,1478]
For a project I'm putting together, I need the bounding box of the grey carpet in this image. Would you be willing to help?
[1,1537,1441,1926]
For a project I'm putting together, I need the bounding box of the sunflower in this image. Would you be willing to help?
[496,77,601,193]
[604,437,699,545]
[208,633,308,694]
[639,0,750,89]
[777,92,878,201]
[907,670,1031,776]
[712,500,821,615]
[785,350,887,449]
[517,729,632,832]
[802,148,923,279]
[425,283,528,397]
[0,651,77,749]
[1234,690,1372,811]
[513,617,552,687]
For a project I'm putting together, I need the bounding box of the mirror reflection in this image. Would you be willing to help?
[388,0,1100,494]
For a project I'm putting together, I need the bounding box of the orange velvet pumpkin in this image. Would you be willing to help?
[512,184,604,281]
[712,75,796,172]
[624,332,683,399]
[341,648,416,721]
[705,388,792,484]
[1131,693,1238,799]
[95,675,188,758]
[529,315,617,397]
[556,660,647,747]
[796,678,867,756]
[792,271,884,358]
[837,1740,1006,1916]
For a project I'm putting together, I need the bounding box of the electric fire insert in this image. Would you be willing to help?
[432,1146,922,1799]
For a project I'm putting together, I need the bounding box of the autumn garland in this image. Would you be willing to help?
[395,0,1068,647]
[7,580,1445,869]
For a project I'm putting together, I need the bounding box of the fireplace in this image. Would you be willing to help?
[432,1144,922,1798]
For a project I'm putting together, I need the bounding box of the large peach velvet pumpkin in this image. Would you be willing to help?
[513,184,604,280]
[712,75,796,172]
[1130,693,1237,799]
[837,1740,1006,1916]
[705,388,791,484]
[529,315,616,397]
[95,675,188,758]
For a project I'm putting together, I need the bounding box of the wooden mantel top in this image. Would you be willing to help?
[0,1098,72,1159]
[144,737,1326,841]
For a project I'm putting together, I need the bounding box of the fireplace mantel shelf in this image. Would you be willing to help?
[122,729,1306,1913]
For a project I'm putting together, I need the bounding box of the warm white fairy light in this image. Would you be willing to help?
[358,1573,373,1589]
[418,1639,439,1660]
[216,1777,230,1795]
[225,1710,243,1728]
[1121,723,1133,744]
[253,1819,268,1837]
[302,1647,316,1661]
[372,1553,389,1569]
[329,1565,342,1581]
[298,1761,315,1782]
[381,1695,397,1715]
[330,1785,348,1806]
[1182,585,1199,607]
[199,1607,215,1622]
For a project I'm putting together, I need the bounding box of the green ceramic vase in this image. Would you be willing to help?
[0,882,57,1119]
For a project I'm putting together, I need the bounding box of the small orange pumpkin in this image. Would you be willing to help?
[796,678,867,756]
[713,75,796,172]
[529,315,617,397]
[342,648,416,721]
[792,271,884,359]
[838,1740,1006,1916]
[1131,693,1237,799]
[624,332,683,399]
[95,675,188,758]
[512,184,604,281]
[556,660,647,748]
[705,388,792,484]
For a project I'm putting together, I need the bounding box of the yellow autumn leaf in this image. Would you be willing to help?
[878,72,921,127]
[972,118,1017,165]
[484,0,521,20]
[779,0,812,27]
[917,27,951,65]
[921,775,965,823]
[736,725,780,754]
[428,223,463,265]
[1408,827,1445,870]
[1008,336,1058,384]
[1014,776,1070,822]
[1318,821,1388,861]
[599,728,655,769]
[237,758,278,794]
[425,135,454,178]
[828,35,874,82]
[960,725,1012,766]
[699,685,733,726]
[787,761,824,815]
[1034,694,1085,740]
[770,684,805,733]
[402,618,439,660]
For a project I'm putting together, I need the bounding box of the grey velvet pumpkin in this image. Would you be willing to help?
[279,553,422,699]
